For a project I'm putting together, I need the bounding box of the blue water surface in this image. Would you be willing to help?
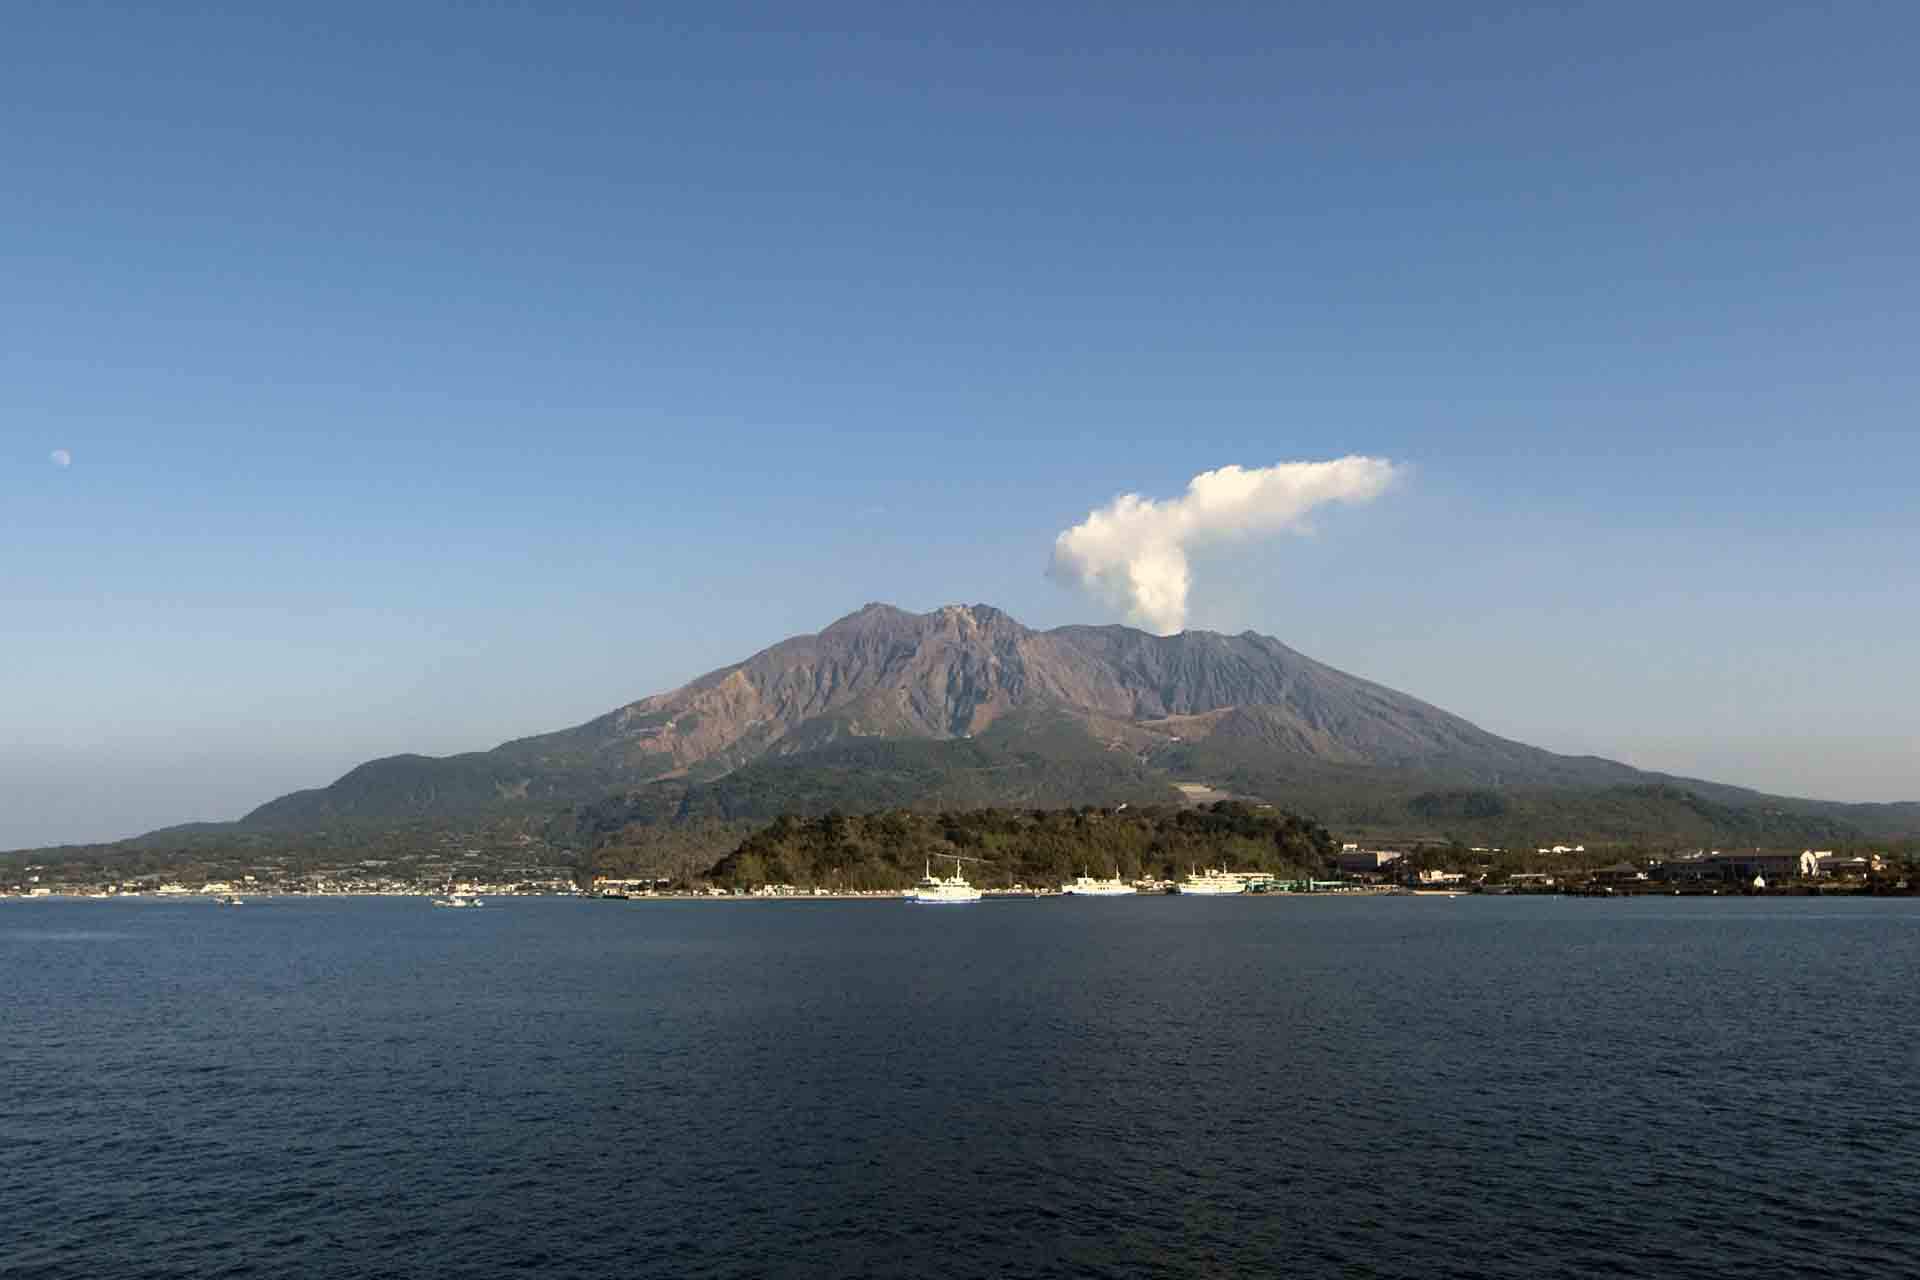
[3,895,1914,1279]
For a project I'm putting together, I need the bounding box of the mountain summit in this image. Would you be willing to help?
[238,603,1908,844]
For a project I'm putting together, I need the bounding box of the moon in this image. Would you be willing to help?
[50,449,72,468]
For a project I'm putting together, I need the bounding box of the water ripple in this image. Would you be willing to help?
[3,896,1915,1279]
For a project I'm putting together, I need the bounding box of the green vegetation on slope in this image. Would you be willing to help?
[570,713,1186,883]
[582,818,764,885]
[2,811,576,888]
[703,801,1337,892]
[1152,739,1872,847]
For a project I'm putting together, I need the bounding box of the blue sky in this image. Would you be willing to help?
[5,2,1916,846]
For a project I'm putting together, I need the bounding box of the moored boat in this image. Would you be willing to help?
[1061,873,1135,897]
[1176,867,1252,896]
[907,859,982,904]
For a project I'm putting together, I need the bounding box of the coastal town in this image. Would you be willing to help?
[1324,844,1910,894]
[0,848,581,900]
[0,872,581,900]
[5,835,1914,901]
[594,842,1917,900]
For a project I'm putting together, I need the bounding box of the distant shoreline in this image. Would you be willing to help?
[13,886,1906,905]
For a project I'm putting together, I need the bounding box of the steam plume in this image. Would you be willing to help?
[1049,456,1400,633]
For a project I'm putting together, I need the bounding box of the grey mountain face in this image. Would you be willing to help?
[243,602,1643,827]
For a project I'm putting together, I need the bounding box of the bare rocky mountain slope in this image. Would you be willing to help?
[235,602,1914,843]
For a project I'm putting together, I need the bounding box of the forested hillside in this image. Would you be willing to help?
[700,802,1338,891]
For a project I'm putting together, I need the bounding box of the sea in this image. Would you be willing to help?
[3,894,1914,1279]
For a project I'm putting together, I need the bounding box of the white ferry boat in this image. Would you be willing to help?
[1061,873,1135,897]
[907,859,982,905]
[1176,867,1251,896]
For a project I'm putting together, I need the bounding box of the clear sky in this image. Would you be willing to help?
[5,1,1916,847]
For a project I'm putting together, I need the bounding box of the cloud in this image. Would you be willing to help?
[1049,456,1400,633]
[50,449,72,469]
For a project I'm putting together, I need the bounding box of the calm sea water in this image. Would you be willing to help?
[3,895,1915,1279]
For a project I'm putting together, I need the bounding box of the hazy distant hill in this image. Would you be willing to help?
[223,602,1915,848]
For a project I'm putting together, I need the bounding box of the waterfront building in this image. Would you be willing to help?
[1337,849,1402,878]
[1816,853,1883,878]
[1655,850,1820,883]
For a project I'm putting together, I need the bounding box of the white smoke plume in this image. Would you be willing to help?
[1049,456,1400,634]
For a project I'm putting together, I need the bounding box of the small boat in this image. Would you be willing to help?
[431,883,482,908]
[907,858,982,905]
[214,894,243,906]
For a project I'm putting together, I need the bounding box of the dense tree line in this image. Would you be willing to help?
[585,818,763,884]
[703,802,1337,891]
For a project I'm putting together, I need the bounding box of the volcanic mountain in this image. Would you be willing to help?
[230,603,1915,846]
